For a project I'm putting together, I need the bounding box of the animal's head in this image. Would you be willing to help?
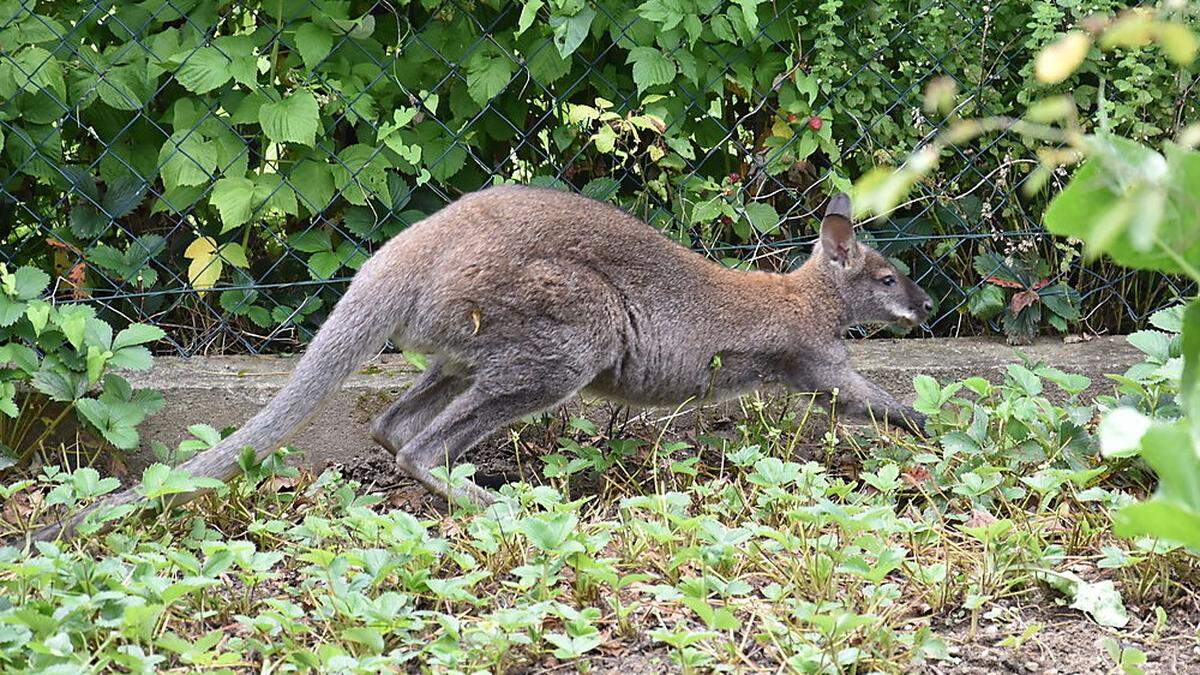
[813,193,932,329]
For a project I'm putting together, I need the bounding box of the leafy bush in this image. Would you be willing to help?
[855,5,1200,552]
[1,0,1193,349]
[0,264,163,471]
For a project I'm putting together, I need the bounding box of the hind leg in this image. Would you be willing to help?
[370,357,471,455]
[392,369,591,506]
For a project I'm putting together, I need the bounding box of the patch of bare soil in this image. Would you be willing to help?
[930,601,1200,674]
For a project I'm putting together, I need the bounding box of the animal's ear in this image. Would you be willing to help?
[820,193,859,267]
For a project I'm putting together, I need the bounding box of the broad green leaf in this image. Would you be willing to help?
[1114,420,1200,551]
[159,132,218,189]
[12,266,49,299]
[330,145,390,206]
[743,202,779,234]
[966,284,1005,319]
[174,47,233,93]
[1068,579,1129,628]
[287,230,332,253]
[1044,138,1200,273]
[1098,407,1151,458]
[466,46,516,106]
[13,47,65,100]
[516,0,544,35]
[113,324,166,351]
[291,159,334,215]
[209,177,257,231]
[1126,330,1172,362]
[627,47,676,93]
[1182,299,1200,432]
[259,90,320,147]
[550,7,595,58]
[294,23,333,70]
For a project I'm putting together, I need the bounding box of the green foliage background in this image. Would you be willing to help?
[1,0,1195,352]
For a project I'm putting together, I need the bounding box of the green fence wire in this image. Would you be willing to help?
[1,0,1193,355]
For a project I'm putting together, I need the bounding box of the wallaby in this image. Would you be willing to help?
[29,185,931,542]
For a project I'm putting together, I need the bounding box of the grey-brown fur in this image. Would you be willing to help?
[30,185,930,541]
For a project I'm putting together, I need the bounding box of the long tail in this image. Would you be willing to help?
[28,265,400,543]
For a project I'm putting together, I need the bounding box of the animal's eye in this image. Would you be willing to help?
[879,275,896,286]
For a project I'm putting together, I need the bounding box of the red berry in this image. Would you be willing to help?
[808,116,823,130]
[727,172,741,182]
[786,113,798,122]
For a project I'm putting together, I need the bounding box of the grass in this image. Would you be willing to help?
[2,356,1200,673]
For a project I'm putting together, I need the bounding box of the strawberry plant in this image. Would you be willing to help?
[0,264,163,471]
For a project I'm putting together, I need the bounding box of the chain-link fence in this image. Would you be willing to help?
[1,0,1193,355]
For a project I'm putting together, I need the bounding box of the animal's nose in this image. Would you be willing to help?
[922,299,933,313]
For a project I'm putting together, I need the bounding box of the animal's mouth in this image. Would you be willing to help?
[894,313,920,329]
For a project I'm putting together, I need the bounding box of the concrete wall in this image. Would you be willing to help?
[124,336,1140,471]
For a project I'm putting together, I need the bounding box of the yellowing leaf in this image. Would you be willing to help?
[1159,23,1199,65]
[184,236,223,293]
[1036,32,1091,84]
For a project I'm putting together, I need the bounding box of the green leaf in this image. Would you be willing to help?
[330,145,390,206]
[76,397,143,449]
[1068,579,1129,629]
[1182,299,1200,428]
[1044,138,1200,273]
[159,132,218,189]
[1114,420,1200,551]
[627,47,676,92]
[13,47,65,100]
[966,284,1005,319]
[306,252,342,280]
[294,23,333,70]
[12,266,49,299]
[31,367,86,402]
[56,305,96,350]
[113,324,166,351]
[466,46,516,106]
[743,202,779,234]
[291,159,335,215]
[516,0,544,35]
[550,7,595,58]
[259,90,320,147]
[1098,407,1152,458]
[209,177,257,232]
[174,47,233,93]
[1127,330,1172,362]
[139,463,225,499]
[287,230,332,253]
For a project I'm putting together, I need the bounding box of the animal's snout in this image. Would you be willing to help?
[915,292,933,320]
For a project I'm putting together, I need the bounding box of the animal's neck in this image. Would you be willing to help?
[790,255,851,334]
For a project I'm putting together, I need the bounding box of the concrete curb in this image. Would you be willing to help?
[124,336,1140,471]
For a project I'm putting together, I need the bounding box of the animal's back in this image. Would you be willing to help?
[395,184,711,282]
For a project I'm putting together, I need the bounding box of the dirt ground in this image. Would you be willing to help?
[933,602,1200,674]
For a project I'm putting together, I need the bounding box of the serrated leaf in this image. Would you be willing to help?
[113,324,166,351]
[259,90,319,147]
[627,47,676,92]
[209,177,257,232]
[466,46,516,106]
[294,23,333,70]
[291,159,334,215]
[967,284,1005,319]
[13,266,50,299]
[174,47,233,93]
[159,132,218,189]
[743,202,779,234]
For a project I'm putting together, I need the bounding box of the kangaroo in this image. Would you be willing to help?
[29,185,931,541]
